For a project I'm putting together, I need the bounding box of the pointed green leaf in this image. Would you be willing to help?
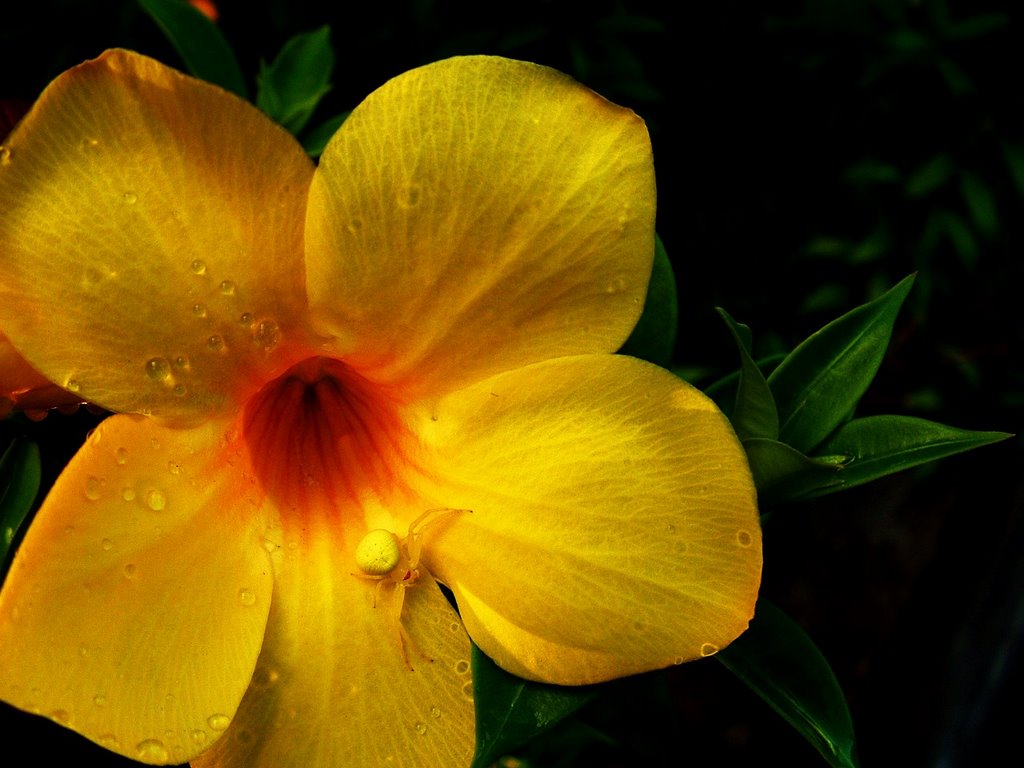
[619,234,677,367]
[256,26,334,135]
[809,415,1011,496]
[470,643,595,768]
[767,275,915,454]
[743,437,843,504]
[301,111,349,158]
[137,0,248,99]
[1,439,41,568]
[717,600,859,768]
[905,153,954,198]
[716,308,778,441]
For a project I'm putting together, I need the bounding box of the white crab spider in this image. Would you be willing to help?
[353,507,470,669]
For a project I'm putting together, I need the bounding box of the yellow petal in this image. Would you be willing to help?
[193,523,475,768]
[305,56,655,397]
[411,355,762,685]
[0,332,81,415]
[0,415,273,764]
[0,50,315,422]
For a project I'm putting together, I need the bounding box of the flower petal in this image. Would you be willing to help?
[0,50,315,422]
[412,355,762,685]
[0,415,273,764]
[305,56,655,397]
[0,332,81,416]
[193,522,475,768]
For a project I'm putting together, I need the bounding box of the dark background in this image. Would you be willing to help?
[1,1,1021,766]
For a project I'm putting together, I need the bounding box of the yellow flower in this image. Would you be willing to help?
[0,51,761,766]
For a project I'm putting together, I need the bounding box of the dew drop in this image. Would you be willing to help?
[454,659,470,675]
[700,642,720,657]
[145,357,171,382]
[173,384,187,397]
[238,588,257,607]
[430,705,441,719]
[123,563,137,579]
[207,714,230,732]
[414,721,427,736]
[80,137,100,152]
[145,489,166,511]
[65,378,81,393]
[93,694,107,707]
[398,183,422,208]
[206,334,224,351]
[346,218,363,234]
[239,312,254,325]
[84,475,102,500]
[252,319,280,350]
[121,487,136,502]
[461,680,474,701]
[122,191,138,205]
[191,729,208,745]
[174,355,190,370]
[737,530,753,547]
[101,538,113,551]
[167,461,182,475]
[449,621,460,633]
[190,259,206,275]
[50,709,70,724]
[115,447,128,465]
[79,644,90,657]
[250,666,280,689]
[0,145,12,166]
[192,302,208,318]
[136,739,168,762]
[219,280,236,296]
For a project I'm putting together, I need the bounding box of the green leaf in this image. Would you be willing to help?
[717,600,859,768]
[810,415,1011,495]
[767,274,915,454]
[905,153,954,197]
[0,439,41,568]
[619,234,677,367]
[470,643,595,768]
[137,0,248,99]
[716,309,778,441]
[256,26,335,135]
[743,438,843,504]
[301,111,349,158]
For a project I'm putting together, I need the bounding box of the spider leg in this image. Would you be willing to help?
[404,507,472,570]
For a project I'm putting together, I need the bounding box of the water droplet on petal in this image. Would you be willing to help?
[219,280,236,296]
[737,530,752,547]
[80,137,100,152]
[122,191,138,205]
[190,259,206,275]
[145,358,171,382]
[50,709,70,724]
[430,706,441,719]
[173,355,190,370]
[252,319,280,350]
[121,487,136,502]
[673,656,684,665]
[101,538,113,551]
[0,145,12,165]
[167,461,182,475]
[145,489,166,511]
[191,729,208,745]
[123,563,137,579]
[398,184,422,208]
[239,312,254,325]
[454,659,470,675]
[461,681,474,701]
[173,384,187,397]
[115,447,128,465]
[700,642,719,657]
[414,721,427,736]
[207,714,230,731]
[238,588,256,607]
[136,739,168,762]
[93,694,107,707]
[65,378,81,393]
[192,303,207,318]
[207,335,224,351]
[84,476,102,500]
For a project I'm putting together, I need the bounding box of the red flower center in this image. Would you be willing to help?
[241,357,412,529]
